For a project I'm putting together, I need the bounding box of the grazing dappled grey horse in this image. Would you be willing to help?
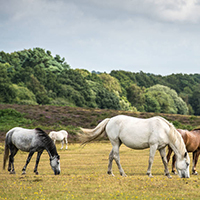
[3,127,61,175]
[79,115,190,178]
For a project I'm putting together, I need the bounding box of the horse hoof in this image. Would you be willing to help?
[10,171,16,174]
[122,174,127,177]
[147,173,153,178]
[107,171,115,176]
[192,171,198,175]
[120,172,127,177]
[35,171,39,175]
[22,171,26,175]
[166,174,172,179]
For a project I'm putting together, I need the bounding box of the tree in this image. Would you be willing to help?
[58,84,85,107]
[119,96,137,111]
[144,93,161,113]
[98,73,122,95]
[45,71,60,92]
[27,74,50,104]
[146,85,188,114]
[127,84,145,112]
[12,84,37,105]
[57,69,92,107]
[0,63,16,103]
[86,79,121,109]
[96,88,121,110]
[146,89,174,113]
[189,84,200,115]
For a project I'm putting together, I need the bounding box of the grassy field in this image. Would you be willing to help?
[0,142,200,200]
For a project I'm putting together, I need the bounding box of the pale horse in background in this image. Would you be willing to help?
[49,130,68,149]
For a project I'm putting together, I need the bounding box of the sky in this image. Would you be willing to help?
[1,0,200,75]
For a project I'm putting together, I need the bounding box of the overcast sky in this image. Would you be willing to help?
[1,0,200,75]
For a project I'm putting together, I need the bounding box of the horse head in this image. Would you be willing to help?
[176,152,190,178]
[50,155,61,175]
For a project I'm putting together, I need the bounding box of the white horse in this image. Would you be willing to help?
[49,130,68,149]
[79,115,190,178]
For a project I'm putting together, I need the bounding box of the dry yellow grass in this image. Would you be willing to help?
[0,142,200,199]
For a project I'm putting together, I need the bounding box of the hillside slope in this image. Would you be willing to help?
[0,104,200,142]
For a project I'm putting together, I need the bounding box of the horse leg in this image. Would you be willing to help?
[172,154,177,174]
[22,151,34,175]
[159,148,171,178]
[147,144,157,178]
[65,137,68,149]
[114,143,126,177]
[34,151,43,175]
[108,140,126,177]
[192,150,200,175]
[61,140,64,149]
[107,149,114,176]
[8,146,18,174]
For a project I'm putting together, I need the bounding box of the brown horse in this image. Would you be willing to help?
[167,128,200,175]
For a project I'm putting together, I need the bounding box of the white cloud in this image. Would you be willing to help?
[84,0,200,23]
[155,0,200,23]
[1,0,200,75]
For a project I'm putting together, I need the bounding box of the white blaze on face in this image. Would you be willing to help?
[176,153,190,178]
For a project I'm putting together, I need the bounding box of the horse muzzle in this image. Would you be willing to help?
[54,170,60,175]
[181,171,190,178]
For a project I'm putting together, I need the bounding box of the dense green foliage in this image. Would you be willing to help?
[1,48,200,115]
[0,108,32,131]
[110,70,200,115]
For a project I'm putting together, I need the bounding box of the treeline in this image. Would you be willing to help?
[0,48,200,115]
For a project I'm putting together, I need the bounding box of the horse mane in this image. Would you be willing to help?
[35,128,57,155]
[156,116,186,157]
[169,127,186,157]
[192,128,200,131]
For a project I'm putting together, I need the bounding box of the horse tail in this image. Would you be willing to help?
[3,137,9,170]
[79,118,110,145]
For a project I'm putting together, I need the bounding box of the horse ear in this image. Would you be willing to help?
[184,152,187,158]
